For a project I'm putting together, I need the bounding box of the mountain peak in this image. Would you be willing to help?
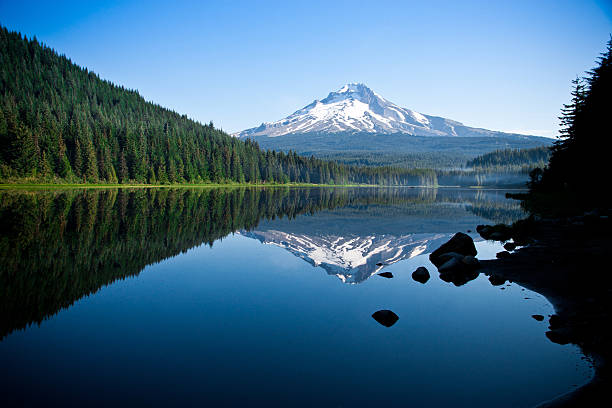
[322,83,381,105]
[234,84,535,139]
[236,83,439,137]
[335,82,370,94]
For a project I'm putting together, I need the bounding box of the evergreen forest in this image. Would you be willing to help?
[528,38,612,210]
[0,26,435,186]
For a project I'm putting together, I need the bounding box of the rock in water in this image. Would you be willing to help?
[496,251,512,259]
[429,232,477,267]
[476,224,513,241]
[412,267,430,284]
[532,314,545,321]
[462,255,480,267]
[439,269,479,287]
[488,274,507,286]
[438,257,463,273]
[503,242,517,251]
[372,310,399,327]
[378,272,393,278]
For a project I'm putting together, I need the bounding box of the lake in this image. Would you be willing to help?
[0,187,592,407]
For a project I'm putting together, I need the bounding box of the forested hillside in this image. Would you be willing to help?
[0,27,431,186]
[466,146,551,170]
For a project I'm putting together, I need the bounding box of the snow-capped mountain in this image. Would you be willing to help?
[240,229,451,284]
[235,83,534,139]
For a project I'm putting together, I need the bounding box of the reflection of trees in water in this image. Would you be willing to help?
[450,189,527,225]
[0,187,359,339]
[466,203,525,225]
[0,187,523,339]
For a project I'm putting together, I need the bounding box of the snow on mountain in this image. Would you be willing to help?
[239,229,450,284]
[235,83,525,139]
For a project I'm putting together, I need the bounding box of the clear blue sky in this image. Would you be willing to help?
[1,0,611,136]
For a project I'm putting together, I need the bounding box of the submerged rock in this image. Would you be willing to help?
[376,262,385,266]
[378,272,393,278]
[372,310,399,327]
[412,267,430,284]
[429,233,477,267]
[532,314,545,321]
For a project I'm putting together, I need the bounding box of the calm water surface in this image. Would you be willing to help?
[0,187,591,407]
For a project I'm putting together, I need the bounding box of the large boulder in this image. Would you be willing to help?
[429,233,477,267]
[438,256,463,273]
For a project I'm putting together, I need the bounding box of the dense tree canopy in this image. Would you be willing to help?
[466,146,551,170]
[531,38,612,208]
[0,26,435,186]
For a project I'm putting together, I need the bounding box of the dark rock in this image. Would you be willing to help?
[513,238,530,247]
[532,314,544,321]
[438,256,463,273]
[545,329,571,345]
[378,272,393,278]
[488,274,506,286]
[490,232,507,241]
[372,310,399,327]
[467,229,472,233]
[436,252,464,264]
[429,233,477,267]
[477,224,512,241]
[476,225,489,234]
[503,242,517,251]
[437,253,480,274]
[462,255,480,267]
[376,262,385,266]
[549,314,565,329]
[412,267,430,284]
[439,269,479,287]
[496,251,512,259]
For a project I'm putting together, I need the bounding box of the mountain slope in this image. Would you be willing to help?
[0,27,436,186]
[236,83,543,139]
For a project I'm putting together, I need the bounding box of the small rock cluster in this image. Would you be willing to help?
[428,232,481,286]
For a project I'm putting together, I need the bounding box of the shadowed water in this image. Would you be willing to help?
[0,187,592,407]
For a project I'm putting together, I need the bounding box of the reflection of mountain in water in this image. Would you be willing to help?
[240,188,525,283]
[0,186,525,338]
[243,230,448,283]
